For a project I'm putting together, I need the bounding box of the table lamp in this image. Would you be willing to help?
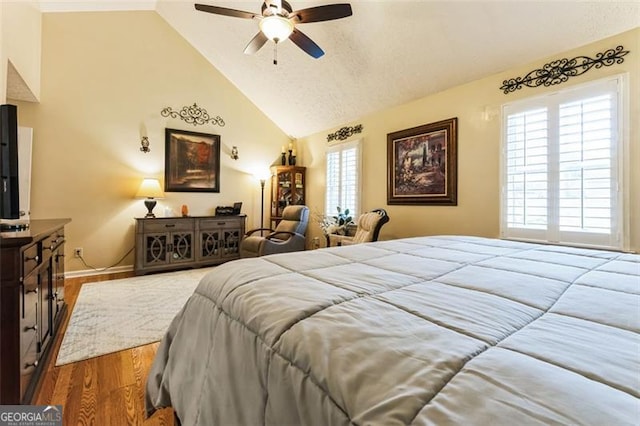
[136,178,165,218]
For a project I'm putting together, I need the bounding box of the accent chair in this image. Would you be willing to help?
[240,205,309,258]
[329,208,390,246]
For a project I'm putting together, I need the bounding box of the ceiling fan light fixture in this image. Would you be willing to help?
[259,15,294,42]
[195,1,352,59]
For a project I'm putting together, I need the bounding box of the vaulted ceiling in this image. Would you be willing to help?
[38,0,640,138]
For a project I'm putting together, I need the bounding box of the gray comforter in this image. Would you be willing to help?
[145,235,640,425]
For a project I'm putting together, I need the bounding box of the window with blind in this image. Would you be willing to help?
[326,139,361,217]
[501,75,626,250]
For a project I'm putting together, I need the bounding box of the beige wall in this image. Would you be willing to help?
[301,28,639,252]
[13,11,290,274]
[1,1,42,102]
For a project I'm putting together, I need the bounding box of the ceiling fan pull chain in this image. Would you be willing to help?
[273,42,278,65]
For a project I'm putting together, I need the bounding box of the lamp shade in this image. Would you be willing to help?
[136,178,165,199]
[253,168,271,183]
[259,15,294,42]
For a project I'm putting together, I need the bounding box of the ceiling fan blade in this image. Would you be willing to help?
[195,4,259,19]
[244,32,269,55]
[290,4,352,24]
[289,28,324,59]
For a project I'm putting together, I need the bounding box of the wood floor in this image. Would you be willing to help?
[34,273,175,425]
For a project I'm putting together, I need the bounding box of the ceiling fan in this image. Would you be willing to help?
[195,0,353,64]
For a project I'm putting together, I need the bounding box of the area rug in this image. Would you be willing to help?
[55,267,215,366]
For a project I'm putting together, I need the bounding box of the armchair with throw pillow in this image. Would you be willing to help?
[329,208,390,247]
[240,205,309,258]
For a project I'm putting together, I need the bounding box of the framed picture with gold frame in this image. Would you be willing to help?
[387,118,457,205]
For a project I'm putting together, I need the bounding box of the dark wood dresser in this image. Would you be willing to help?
[0,218,70,404]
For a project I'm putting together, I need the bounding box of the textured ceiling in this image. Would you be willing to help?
[37,1,640,138]
[7,61,38,102]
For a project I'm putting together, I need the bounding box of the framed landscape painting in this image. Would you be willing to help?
[165,128,220,192]
[387,118,457,205]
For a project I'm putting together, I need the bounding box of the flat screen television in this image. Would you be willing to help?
[0,104,20,221]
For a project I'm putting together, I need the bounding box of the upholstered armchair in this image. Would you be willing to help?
[329,209,390,246]
[239,205,310,258]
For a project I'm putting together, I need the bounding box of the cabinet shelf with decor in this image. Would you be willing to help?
[270,166,305,228]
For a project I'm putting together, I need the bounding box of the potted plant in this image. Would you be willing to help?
[331,207,353,235]
[313,206,354,236]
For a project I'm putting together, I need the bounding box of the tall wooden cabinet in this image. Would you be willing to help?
[0,218,70,404]
[134,215,245,275]
[270,166,305,228]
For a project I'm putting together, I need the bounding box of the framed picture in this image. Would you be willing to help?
[165,128,220,192]
[387,117,457,205]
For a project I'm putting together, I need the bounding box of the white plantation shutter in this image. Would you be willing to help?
[326,139,361,217]
[326,150,340,215]
[558,95,614,235]
[506,107,549,231]
[502,76,625,250]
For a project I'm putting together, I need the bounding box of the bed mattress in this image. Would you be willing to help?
[146,235,640,425]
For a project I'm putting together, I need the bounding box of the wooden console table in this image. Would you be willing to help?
[134,215,246,275]
[0,218,70,404]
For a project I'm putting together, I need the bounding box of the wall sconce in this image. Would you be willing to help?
[231,146,239,160]
[481,106,499,122]
[140,136,151,153]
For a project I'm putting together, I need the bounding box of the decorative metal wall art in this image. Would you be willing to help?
[161,103,225,127]
[500,45,629,94]
[327,124,363,142]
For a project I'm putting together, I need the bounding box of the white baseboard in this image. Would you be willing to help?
[64,264,134,279]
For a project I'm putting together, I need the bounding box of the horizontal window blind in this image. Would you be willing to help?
[501,76,624,250]
[326,139,361,218]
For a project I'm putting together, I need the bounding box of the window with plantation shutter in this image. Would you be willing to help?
[326,139,361,218]
[501,75,626,250]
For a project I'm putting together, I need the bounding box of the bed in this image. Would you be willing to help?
[145,235,639,425]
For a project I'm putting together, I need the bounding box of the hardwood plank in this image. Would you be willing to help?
[60,357,95,425]
[49,364,74,406]
[145,407,175,426]
[97,384,141,426]
[33,366,58,405]
[97,350,135,399]
[64,271,134,289]
[131,345,152,411]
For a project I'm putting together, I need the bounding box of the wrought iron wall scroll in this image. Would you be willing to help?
[327,124,363,142]
[500,45,629,94]
[161,103,225,126]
